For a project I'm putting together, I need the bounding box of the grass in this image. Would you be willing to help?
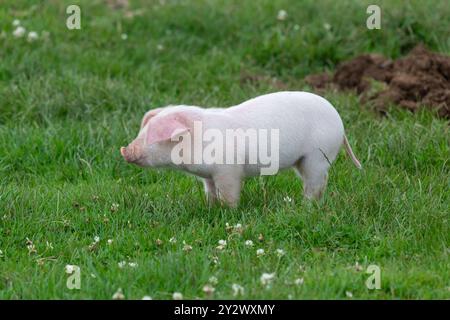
[0,0,449,299]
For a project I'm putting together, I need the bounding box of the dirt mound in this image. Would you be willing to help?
[305,45,450,119]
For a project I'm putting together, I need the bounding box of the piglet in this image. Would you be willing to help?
[121,91,361,207]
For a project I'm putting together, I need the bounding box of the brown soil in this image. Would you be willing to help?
[305,45,450,119]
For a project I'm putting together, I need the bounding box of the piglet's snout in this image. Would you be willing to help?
[120,144,141,164]
[120,146,130,162]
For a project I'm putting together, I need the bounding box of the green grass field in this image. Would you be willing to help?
[0,0,449,299]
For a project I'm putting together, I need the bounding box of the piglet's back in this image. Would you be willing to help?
[225,91,344,136]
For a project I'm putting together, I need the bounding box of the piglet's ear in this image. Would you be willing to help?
[146,114,190,145]
[140,108,163,129]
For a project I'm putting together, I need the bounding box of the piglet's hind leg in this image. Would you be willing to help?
[294,155,330,200]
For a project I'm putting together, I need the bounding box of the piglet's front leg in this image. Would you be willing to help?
[213,172,242,208]
[203,178,218,205]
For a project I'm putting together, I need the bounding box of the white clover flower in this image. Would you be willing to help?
[172,292,183,300]
[169,237,177,244]
[142,296,152,300]
[12,19,20,27]
[211,255,219,264]
[94,236,100,243]
[128,262,138,268]
[118,261,127,268]
[276,249,286,257]
[232,283,245,296]
[277,10,288,21]
[256,248,265,256]
[345,291,353,298]
[121,33,128,40]
[183,241,193,252]
[88,240,98,251]
[112,288,125,300]
[209,276,218,285]
[27,31,38,42]
[27,244,36,254]
[294,278,304,286]
[323,23,331,31]
[245,240,254,247]
[13,26,26,38]
[107,239,113,245]
[110,203,119,212]
[26,238,36,254]
[218,240,227,246]
[233,223,243,233]
[260,273,276,286]
[202,284,215,295]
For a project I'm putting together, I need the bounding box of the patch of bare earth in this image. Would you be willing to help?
[305,45,450,119]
